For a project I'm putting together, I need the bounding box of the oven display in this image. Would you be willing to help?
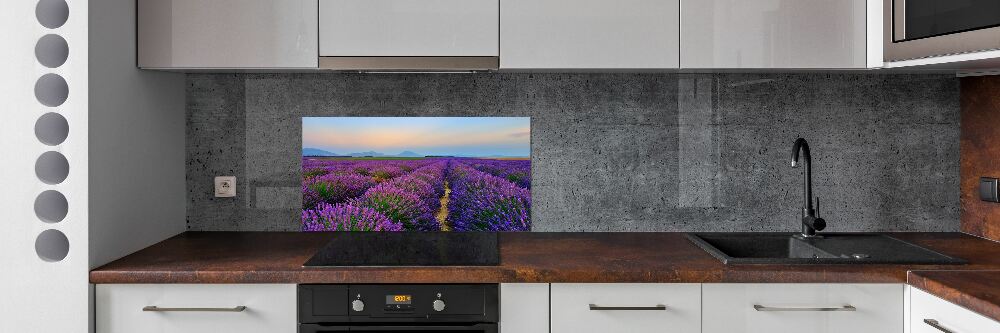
[386,295,412,305]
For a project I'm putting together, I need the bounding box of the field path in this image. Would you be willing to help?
[436,181,452,231]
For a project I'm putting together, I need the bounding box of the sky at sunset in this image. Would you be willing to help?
[303,117,531,157]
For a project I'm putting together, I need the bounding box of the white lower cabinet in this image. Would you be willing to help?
[703,284,904,333]
[500,283,549,333]
[93,282,1000,333]
[550,283,701,333]
[96,284,297,333]
[909,287,1000,333]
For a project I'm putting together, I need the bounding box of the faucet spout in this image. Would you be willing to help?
[791,138,825,237]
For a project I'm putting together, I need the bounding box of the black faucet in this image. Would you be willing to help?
[791,138,826,237]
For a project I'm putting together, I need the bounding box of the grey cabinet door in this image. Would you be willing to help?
[138,0,318,69]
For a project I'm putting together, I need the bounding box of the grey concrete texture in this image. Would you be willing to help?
[186,73,960,232]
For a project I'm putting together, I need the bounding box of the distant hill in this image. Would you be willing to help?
[303,148,339,156]
[348,151,385,157]
[345,150,426,157]
[396,151,423,157]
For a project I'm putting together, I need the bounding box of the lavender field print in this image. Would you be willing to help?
[302,117,531,232]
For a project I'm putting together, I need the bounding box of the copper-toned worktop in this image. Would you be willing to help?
[908,270,1000,323]
[91,232,1000,284]
[89,232,1000,321]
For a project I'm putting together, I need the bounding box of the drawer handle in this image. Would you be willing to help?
[923,319,955,333]
[143,306,247,312]
[588,304,667,311]
[753,304,856,312]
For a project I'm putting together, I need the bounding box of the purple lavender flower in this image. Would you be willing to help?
[302,203,402,231]
[350,183,439,231]
[301,157,529,232]
[447,164,531,231]
[302,173,376,209]
[388,175,440,213]
[410,164,446,196]
[370,165,405,181]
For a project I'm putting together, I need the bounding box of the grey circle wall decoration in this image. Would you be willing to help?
[35,112,69,145]
[35,229,69,262]
[34,73,69,107]
[35,151,69,185]
[36,0,69,29]
[34,190,68,223]
[35,34,69,68]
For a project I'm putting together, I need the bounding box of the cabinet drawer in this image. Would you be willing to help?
[703,284,903,333]
[550,283,700,333]
[910,287,1000,333]
[96,284,296,333]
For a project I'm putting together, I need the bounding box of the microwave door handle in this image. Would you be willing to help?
[893,0,906,41]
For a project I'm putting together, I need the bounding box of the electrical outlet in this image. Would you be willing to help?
[980,177,999,202]
[215,176,236,198]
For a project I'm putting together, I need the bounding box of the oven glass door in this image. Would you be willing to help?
[300,324,498,333]
[899,0,1000,41]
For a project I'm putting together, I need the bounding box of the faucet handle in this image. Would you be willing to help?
[815,196,820,218]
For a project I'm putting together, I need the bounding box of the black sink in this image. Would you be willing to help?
[687,233,966,265]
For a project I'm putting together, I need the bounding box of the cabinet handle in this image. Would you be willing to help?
[588,304,667,311]
[923,319,955,333]
[143,306,247,312]
[753,304,856,312]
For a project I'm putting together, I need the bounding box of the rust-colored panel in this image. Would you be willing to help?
[961,76,1000,241]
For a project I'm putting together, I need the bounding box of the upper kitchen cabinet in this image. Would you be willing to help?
[681,0,880,69]
[500,0,680,69]
[138,0,318,69]
[319,0,500,70]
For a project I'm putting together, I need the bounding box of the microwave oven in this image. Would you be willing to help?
[884,0,1000,62]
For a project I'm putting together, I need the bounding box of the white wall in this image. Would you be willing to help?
[88,0,186,269]
[0,0,90,331]
[0,0,185,331]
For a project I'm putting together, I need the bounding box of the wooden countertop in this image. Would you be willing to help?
[91,232,1000,284]
[90,232,1000,321]
[908,270,1000,323]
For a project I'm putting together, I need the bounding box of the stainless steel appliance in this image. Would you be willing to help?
[299,284,499,332]
[885,0,1000,61]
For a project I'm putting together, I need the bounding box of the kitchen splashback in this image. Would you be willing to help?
[186,73,959,232]
[301,117,531,232]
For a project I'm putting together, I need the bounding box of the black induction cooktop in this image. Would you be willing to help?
[303,232,500,267]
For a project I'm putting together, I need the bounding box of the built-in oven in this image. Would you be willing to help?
[884,0,1000,61]
[299,284,499,333]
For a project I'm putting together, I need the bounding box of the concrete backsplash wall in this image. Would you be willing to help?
[186,73,960,232]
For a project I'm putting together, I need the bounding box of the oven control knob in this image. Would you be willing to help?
[351,299,365,312]
[432,299,446,312]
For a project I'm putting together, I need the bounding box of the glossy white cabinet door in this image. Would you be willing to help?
[551,283,701,333]
[500,283,549,333]
[96,284,297,333]
[910,287,1000,333]
[138,0,318,69]
[681,0,868,68]
[501,0,680,69]
[702,284,903,333]
[319,0,499,56]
